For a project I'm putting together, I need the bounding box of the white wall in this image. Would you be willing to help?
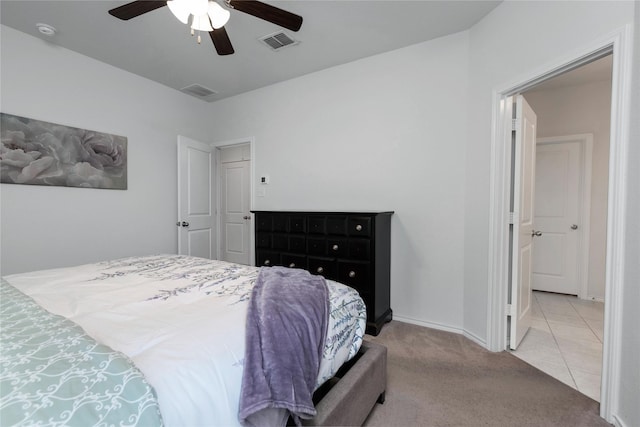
[0,26,213,275]
[524,80,611,300]
[207,32,470,332]
[463,0,634,343]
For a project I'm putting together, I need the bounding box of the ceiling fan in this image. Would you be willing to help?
[108,0,303,56]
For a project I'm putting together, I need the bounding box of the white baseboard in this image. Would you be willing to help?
[392,315,462,334]
[391,316,487,348]
[612,415,628,427]
[462,329,487,348]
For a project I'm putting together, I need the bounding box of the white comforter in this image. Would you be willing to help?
[4,255,366,427]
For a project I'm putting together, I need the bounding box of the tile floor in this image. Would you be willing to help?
[511,291,604,402]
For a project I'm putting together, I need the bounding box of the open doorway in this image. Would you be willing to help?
[487,26,633,423]
[526,55,611,302]
[510,55,612,401]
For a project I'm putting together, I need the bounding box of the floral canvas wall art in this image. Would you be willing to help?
[0,113,127,190]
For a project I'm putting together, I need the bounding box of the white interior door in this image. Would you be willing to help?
[219,144,251,265]
[509,95,537,350]
[532,141,582,295]
[177,136,215,259]
[221,160,250,264]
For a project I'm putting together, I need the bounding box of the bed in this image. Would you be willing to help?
[0,254,386,426]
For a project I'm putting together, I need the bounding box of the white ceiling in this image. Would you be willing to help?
[1,0,502,101]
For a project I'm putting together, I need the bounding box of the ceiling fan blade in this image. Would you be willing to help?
[210,28,235,55]
[229,0,302,32]
[108,1,167,20]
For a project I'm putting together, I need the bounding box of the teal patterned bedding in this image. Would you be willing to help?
[0,279,163,427]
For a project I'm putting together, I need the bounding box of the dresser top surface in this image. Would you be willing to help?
[251,210,394,215]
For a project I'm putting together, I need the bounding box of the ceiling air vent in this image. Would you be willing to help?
[180,84,218,101]
[259,31,298,51]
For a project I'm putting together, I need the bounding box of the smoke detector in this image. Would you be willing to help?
[36,23,56,37]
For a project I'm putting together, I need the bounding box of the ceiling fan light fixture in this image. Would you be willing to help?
[207,2,230,29]
[190,0,210,16]
[167,0,190,24]
[168,0,212,25]
[191,14,214,32]
[108,0,303,56]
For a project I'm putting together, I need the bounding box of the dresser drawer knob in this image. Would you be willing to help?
[355,224,363,232]
[317,267,324,274]
[332,244,339,251]
[289,263,296,268]
[349,271,356,278]
[264,259,271,266]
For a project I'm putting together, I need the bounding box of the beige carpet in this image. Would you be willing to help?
[362,321,610,427]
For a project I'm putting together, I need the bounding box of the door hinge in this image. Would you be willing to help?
[506,303,515,316]
[508,212,515,225]
[512,118,519,131]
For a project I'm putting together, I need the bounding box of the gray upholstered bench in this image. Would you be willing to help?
[303,340,387,426]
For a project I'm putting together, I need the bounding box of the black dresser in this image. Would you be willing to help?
[253,211,393,335]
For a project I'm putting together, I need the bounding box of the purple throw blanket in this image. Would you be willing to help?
[238,266,329,427]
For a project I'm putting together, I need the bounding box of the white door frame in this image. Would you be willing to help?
[536,134,594,300]
[486,26,633,424]
[212,137,256,265]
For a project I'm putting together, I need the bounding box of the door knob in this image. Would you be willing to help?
[181,221,189,227]
[571,224,578,230]
[243,215,251,220]
[531,230,542,237]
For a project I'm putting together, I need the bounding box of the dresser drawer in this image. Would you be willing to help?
[289,236,306,253]
[273,215,288,232]
[338,261,370,291]
[326,238,348,257]
[308,257,337,279]
[256,215,273,232]
[348,217,371,237]
[256,232,271,248]
[257,250,280,267]
[307,237,327,255]
[281,254,306,270]
[272,234,288,250]
[348,239,371,260]
[308,216,326,234]
[326,216,347,235]
[289,216,306,233]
